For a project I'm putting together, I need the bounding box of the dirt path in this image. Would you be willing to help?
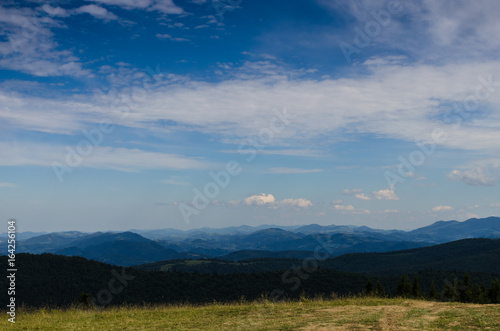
[299,300,484,330]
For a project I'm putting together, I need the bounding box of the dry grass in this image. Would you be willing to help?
[2,297,499,330]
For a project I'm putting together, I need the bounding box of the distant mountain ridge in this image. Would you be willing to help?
[131,216,500,243]
[135,238,500,276]
[4,216,499,266]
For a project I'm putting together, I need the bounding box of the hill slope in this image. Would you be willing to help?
[322,238,500,275]
[135,238,500,276]
[54,232,203,266]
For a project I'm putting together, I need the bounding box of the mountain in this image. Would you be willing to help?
[17,231,88,253]
[131,224,303,241]
[9,216,500,266]
[54,232,203,266]
[135,238,500,277]
[0,231,48,241]
[63,231,151,248]
[150,229,431,258]
[322,238,500,275]
[405,217,500,243]
[220,250,316,261]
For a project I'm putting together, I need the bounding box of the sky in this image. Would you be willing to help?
[1,0,499,232]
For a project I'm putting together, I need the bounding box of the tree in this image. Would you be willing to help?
[442,277,460,302]
[478,284,489,304]
[376,281,385,297]
[365,279,374,296]
[459,273,473,302]
[396,274,411,297]
[428,280,437,300]
[411,274,422,298]
[75,292,94,309]
[488,279,500,304]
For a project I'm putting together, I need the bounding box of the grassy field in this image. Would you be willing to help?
[2,297,500,330]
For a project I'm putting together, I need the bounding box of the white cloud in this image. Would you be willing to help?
[243,193,276,206]
[277,198,312,208]
[156,34,190,42]
[355,193,371,200]
[331,200,343,205]
[151,0,184,14]
[239,193,311,209]
[87,0,184,14]
[342,188,363,195]
[431,205,454,212]
[448,168,496,186]
[334,204,355,211]
[318,0,500,61]
[2,60,500,156]
[87,0,151,8]
[0,142,208,171]
[373,188,399,200]
[0,182,16,188]
[40,5,70,17]
[333,203,370,214]
[2,58,500,186]
[222,149,324,157]
[384,209,398,213]
[75,5,119,21]
[161,177,190,186]
[267,168,323,174]
[0,6,90,77]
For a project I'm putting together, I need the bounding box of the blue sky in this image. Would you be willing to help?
[1,0,499,232]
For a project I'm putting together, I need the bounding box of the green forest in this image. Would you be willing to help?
[1,251,500,309]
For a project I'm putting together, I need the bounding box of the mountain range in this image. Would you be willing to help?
[135,238,500,276]
[2,216,499,267]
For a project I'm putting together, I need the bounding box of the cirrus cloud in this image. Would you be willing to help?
[448,168,496,186]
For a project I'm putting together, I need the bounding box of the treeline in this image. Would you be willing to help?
[1,254,500,308]
[365,273,500,304]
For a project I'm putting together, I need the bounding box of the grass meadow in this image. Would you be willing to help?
[2,297,500,330]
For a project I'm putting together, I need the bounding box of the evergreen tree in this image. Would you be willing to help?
[365,279,374,296]
[75,292,94,309]
[479,284,489,304]
[442,277,460,302]
[488,279,500,304]
[376,281,385,297]
[396,275,411,297]
[428,280,437,300]
[459,273,473,302]
[411,274,422,298]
